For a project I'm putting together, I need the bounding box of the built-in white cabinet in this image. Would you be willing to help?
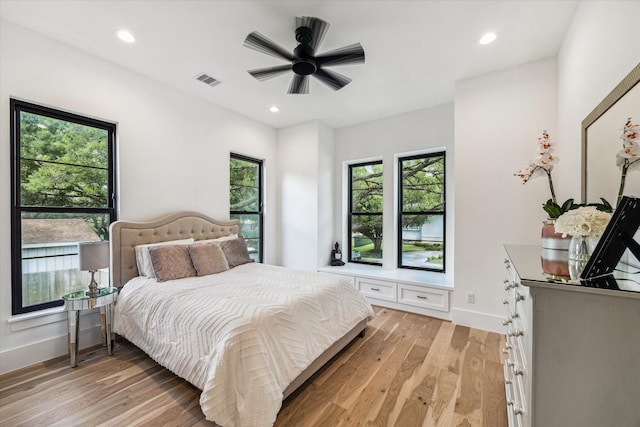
[319,265,452,320]
[503,245,640,427]
[357,277,396,302]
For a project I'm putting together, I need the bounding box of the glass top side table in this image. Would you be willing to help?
[62,287,118,367]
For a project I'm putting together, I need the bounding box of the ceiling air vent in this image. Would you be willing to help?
[195,73,221,87]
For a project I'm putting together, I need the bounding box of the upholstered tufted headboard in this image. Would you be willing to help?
[109,211,241,287]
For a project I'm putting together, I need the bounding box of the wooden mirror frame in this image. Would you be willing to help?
[581,62,640,204]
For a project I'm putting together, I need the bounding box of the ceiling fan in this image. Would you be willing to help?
[243,16,365,94]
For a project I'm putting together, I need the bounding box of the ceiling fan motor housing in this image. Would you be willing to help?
[293,39,316,75]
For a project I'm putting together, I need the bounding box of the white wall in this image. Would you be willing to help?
[557,0,640,202]
[454,58,558,332]
[0,20,278,374]
[277,122,319,269]
[317,122,336,268]
[334,103,455,272]
[277,121,335,270]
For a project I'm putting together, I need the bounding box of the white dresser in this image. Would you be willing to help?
[503,244,640,427]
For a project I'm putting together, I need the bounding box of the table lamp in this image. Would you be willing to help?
[79,241,109,297]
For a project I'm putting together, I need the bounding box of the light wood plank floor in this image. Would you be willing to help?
[0,307,507,427]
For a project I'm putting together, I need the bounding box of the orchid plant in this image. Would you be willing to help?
[615,117,640,206]
[515,130,577,218]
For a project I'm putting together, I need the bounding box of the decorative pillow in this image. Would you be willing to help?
[192,234,238,245]
[148,245,197,282]
[135,238,194,278]
[220,238,254,268]
[188,242,230,276]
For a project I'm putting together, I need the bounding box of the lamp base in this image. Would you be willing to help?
[86,271,100,297]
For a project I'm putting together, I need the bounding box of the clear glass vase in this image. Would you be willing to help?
[568,235,598,280]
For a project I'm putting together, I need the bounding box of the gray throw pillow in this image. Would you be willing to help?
[188,242,230,276]
[220,238,254,268]
[148,245,197,282]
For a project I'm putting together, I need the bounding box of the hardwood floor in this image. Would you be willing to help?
[0,307,507,427]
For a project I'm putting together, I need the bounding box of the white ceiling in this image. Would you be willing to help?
[0,0,579,129]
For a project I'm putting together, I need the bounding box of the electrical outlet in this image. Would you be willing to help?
[466,292,475,304]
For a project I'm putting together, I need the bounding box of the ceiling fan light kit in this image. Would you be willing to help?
[243,16,365,94]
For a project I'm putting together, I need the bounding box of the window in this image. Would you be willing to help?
[348,161,383,265]
[11,99,117,314]
[229,154,263,262]
[398,152,446,271]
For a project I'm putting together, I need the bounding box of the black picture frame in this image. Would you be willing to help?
[580,196,640,279]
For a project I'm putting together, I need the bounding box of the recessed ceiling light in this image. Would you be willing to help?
[269,105,280,113]
[116,30,135,43]
[479,32,497,45]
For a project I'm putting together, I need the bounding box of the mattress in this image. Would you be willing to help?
[112,262,374,427]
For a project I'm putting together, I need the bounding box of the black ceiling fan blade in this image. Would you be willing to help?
[315,43,365,67]
[248,65,292,81]
[288,74,309,94]
[243,31,294,61]
[312,68,351,91]
[296,16,329,51]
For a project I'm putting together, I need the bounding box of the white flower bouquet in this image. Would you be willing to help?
[554,206,612,237]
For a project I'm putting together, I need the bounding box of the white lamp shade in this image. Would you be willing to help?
[79,241,109,271]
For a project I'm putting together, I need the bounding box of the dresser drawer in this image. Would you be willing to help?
[397,283,449,312]
[357,278,396,301]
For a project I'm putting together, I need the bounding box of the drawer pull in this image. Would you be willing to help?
[513,406,524,415]
[502,299,509,305]
[510,311,519,319]
[515,292,525,302]
[505,383,514,405]
[513,367,524,376]
[502,319,512,326]
[416,295,428,300]
[370,287,380,291]
[508,329,523,337]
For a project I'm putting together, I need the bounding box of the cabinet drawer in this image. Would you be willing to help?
[397,283,449,312]
[357,278,396,301]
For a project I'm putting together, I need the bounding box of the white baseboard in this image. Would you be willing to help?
[451,306,504,334]
[0,324,104,375]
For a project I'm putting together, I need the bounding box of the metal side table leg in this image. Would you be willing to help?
[104,303,113,355]
[68,310,80,367]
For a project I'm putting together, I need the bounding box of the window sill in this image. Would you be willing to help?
[7,305,97,332]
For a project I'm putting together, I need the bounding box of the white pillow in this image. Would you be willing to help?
[192,234,238,245]
[135,238,195,278]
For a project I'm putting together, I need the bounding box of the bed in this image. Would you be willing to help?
[109,211,374,427]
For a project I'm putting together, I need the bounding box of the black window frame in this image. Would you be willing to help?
[10,99,117,315]
[397,151,446,272]
[348,160,384,266]
[229,153,264,263]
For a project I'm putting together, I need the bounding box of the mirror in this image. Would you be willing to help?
[582,62,640,206]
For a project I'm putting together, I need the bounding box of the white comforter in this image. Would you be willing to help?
[113,263,374,427]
